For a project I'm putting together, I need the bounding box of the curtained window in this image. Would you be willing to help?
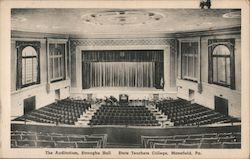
[181,42,198,81]
[82,50,164,89]
[208,39,235,89]
[16,41,40,89]
[49,43,66,82]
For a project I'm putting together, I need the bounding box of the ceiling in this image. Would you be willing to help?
[11,9,241,36]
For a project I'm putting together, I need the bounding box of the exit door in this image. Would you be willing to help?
[24,96,36,115]
[214,96,228,116]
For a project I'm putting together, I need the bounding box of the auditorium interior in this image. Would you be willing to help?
[10,9,242,149]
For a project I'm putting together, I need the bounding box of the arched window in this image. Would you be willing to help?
[22,46,38,85]
[212,45,231,86]
[208,39,235,89]
[16,41,40,89]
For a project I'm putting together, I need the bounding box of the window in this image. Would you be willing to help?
[22,46,38,85]
[49,43,66,82]
[208,39,235,89]
[180,41,198,81]
[16,41,40,89]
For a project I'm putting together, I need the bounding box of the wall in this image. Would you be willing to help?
[176,31,241,118]
[11,32,70,119]
[69,38,177,99]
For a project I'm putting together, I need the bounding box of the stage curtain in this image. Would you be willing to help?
[87,62,155,88]
[82,50,164,89]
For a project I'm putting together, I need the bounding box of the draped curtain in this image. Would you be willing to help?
[82,50,164,89]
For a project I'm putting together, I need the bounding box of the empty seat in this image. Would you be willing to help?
[189,134,203,139]
[37,135,52,141]
[153,143,176,148]
[218,133,233,138]
[202,138,218,144]
[165,139,184,144]
[219,137,236,143]
[223,142,241,149]
[56,142,76,148]
[11,135,21,140]
[68,136,86,142]
[13,98,91,125]
[174,135,189,140]
[16,140,36,148]
[37,141,55,148]
[203,133,217,138]
[77,141,99,148]
[185,138,201,144]
[178,143,200,149]
[52,136,69,142]
[200,143,223,149]
[21,135,37,140]
[11,140,17,148]
[148,139,166,148]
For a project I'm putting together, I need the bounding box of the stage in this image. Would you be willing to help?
[70,87,177,100]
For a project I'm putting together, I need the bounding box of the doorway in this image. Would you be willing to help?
[23,96,36,115]
[214,96,228,116]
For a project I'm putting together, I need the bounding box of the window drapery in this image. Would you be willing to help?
[181,42,198,81]
[49,43,65,82]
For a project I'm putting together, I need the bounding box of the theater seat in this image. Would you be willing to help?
[37,135,52,141]
[200,143,223,149]
[223,142,241,149]
[202,138,218,144]
[16,140,36,148]
[11,135,21,140]
[165,139,184,144]
[153,143,176,148]
[178,143,200,149]
[68,136,86,142]
[185,138,201,144]
[52,136,69,142]
[56,142,77,148]
[11,140,17,148]
[37,141,55,148]
[219,137,236,143]
[77,141,99,148]
[189,134,203,139]
[147,139,166,148]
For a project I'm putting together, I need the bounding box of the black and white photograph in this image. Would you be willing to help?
[0,0,249,158]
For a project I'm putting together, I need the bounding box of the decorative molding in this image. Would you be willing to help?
[70,38,176,56]
[12,30,69,39]
[16,41,41,48]
[174,26,240,38]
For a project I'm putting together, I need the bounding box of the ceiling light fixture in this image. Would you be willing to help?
[81,10,164,26]
[222,11,241,18]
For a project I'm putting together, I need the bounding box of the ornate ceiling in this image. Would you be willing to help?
[11,9,241,35]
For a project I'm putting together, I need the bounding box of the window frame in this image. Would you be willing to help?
[16,41,41,89]
[47,39,68,83]
[208,39,235,89]
[179,39,200,82]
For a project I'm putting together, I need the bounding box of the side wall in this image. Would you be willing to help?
[176,30,241,118]
[11,32,71,119]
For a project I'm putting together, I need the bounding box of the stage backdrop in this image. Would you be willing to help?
[82,50,164,89]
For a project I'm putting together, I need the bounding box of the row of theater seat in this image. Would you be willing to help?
[89,104,160,126]
[11,130,107,148]
[141,131,241,149]
[156,99,240,126]
[13,98,91,125]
